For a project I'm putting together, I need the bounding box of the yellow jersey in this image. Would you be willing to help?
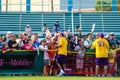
[92,38,109,58]
[108,49,116,63]
[58,37,68,56]
[108,48,120,63]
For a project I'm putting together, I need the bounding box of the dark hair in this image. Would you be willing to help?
[87,33,92,36]
[74,34,78,36]
[77,39,81,43]
[76,25,80,28]
[110,34,114,36]
[43,24,46,26]
[56,21,59,23]
[33,33,38,35]
[2,36,6,42]
[26,26,30,28]
[24,33,28,36]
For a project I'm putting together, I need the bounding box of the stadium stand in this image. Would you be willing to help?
[0,12,120,35]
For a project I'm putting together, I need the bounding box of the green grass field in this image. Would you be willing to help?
[0,76,119,80]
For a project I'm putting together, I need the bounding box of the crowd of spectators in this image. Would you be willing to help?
[0,23,120,76]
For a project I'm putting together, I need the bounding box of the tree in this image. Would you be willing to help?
[95,0,102,11]
[95,0,112,11]
[117,0,120,11]
[95,0,120,11]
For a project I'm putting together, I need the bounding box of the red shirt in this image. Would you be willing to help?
[48,45,55,59]
[24,44,34,50]
[1,47,11,54]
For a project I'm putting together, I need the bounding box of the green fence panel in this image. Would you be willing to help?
[0,50,44,74]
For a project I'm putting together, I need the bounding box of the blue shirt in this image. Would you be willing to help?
[0,42,3,49]
[54,23,59,28]
[54,23,60,32]
[32,41,40,48]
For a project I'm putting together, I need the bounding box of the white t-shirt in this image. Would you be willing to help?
[25,27,31,33]
[75,45,84,58]
[39,45,49,60]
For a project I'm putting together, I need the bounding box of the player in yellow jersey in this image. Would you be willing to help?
[92,33,109,76]
[55,32,68,76]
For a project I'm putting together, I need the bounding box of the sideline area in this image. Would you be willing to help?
[0,76,119,80]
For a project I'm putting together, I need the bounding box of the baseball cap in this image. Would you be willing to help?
[60,32,64,37]
[99,33,104,38]
[110,32,114,36]
[26,24,30,26]
[95,33,99,36]
[7,31,13,34]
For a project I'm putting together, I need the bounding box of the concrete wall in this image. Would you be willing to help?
[1,0,60,12]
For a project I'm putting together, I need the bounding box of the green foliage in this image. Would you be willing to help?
[95,0,120,11]
[117,0,120,11]
[95,0,112,11]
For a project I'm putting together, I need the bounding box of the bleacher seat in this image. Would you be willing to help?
[0,12,120,36]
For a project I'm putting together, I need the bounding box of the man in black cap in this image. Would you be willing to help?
[108,33,119,49]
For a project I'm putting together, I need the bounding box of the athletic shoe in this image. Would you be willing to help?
[94,74,100,77]
[57,70,65,76]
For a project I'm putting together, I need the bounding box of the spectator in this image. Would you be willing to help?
[64,29,70,39]
[1,43,12,54]
[1,36,7,43]
[83,34,94,76]
[69,34,78,50]
[39,40,49,76]
[108,47,117,76]
[55,33,68,76]
[42,24,48,35]
[8,34,19,50]
[23,33,29,44]
[51,33,58,41]
[95,33,99,40]
[105,34,110,40]
[54,21,60,33]
[39,40,48,59]
[47,40,57,75]
[92,33,109,76]
[81,35,86,42]
[6,31,13,43]
[108,33,119,49]
[84,33,94,52]
[24,39,34,50]
[31,33,40,49]
[76,25,81,32]
[45,29,52,43]
[74,39,85,74]
[0,36,3,49]
[25,25,32,36]
[16,33,25,50]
